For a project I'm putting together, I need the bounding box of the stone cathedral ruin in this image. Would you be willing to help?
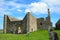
[3,9,52,34]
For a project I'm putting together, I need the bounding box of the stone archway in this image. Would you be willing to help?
[31,28,33,32]
[18,27,21,34]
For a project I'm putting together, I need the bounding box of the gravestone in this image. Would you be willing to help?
[49,29,58,40]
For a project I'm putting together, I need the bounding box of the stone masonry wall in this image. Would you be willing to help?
[29,14,37,32]
[27,13,37,32]
[37,18,45,30]
[22,14,27,33]
[3,15,8,33]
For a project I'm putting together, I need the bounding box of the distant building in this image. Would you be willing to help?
[55,19,60,30]
[3,9,52,34]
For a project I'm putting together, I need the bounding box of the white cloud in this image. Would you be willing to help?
[0,0,28,16]
[17,9,22,12]
[0,0,60,15]
[30,2,48,14]
[0,7,12,16]
[25,2,48,14]
[7,1,27,9]
[41,0,60,13]
[25,0,60,14]
[0,0,27,29]
[25,9,31,13]
[41,0,60,6]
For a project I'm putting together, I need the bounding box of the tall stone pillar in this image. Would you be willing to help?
[48,8,50,22]
[48,8,50,17]
[3,15,8,33]
[45,8,52,30]
[48,9,52,28]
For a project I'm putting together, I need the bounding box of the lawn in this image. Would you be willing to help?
[0,30,60,40]
[0,30,3,34]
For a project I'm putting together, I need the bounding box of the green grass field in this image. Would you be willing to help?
[0,30,60,40]
[0,30,3,34]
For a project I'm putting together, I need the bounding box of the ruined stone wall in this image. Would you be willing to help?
[37,8,52,30]
[37,18,45,30]
[22,14,27,33]
[3,15,8,33]
[3,15,22,34]
[3,10,52,34]
[6,18,12,33]
[7,21,22,34]
[8,16,22,33]
[29,13,37,32]
[45,17,52,30]
[22,12,37,33]
[45,8,52,29]
[37,17,52,30]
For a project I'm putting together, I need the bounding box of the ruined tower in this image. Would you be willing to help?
[46,9,51,22]
[48,9,50,17]
[37,8,52,30]
[45,8,52,29]
[46,9,51,24]
[48,8,50,22]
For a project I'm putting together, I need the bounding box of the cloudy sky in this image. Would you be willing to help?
[0,0,60,29]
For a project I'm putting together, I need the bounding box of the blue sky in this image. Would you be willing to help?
[0,0,60,29]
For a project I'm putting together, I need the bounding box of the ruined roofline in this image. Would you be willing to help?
[37,17,44,19]
[4,14,22,21]
[4,8,51,21]
[23,12,36,20]
[29,12,37,19]
[37,17,44,20]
